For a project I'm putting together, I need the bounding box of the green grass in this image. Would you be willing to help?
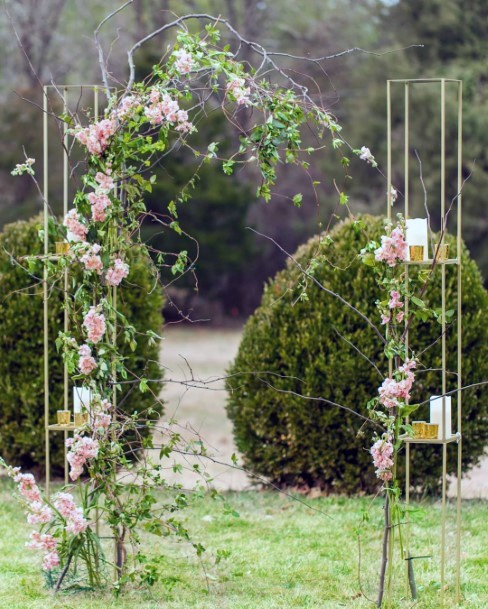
[0,479,486,608]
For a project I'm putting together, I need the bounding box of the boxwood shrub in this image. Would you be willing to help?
[0,215,165,475]
[227,215,488,494]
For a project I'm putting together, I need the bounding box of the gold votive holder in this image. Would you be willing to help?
[56,410,71,426]
[434,243,449,262]
[55,241,70,255]
[74,412,89,427]
[412,421,427,439]
[409,245,424,262]
[424,423,439,439]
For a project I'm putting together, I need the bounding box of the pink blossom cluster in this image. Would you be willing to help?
[359,146,375,164]
[370,437,394,481]
[95,170,114,192]
[105,258,129,286]
[26,531,59,570]
[378,360,416,409]
[66,435,99,481]
[144,90,194,133]
[173,48,194,74]
[53,492,88,534]
[226,76,251,106]
[94,412,111,432]
[87,191,111,222]
[116,95,140,120]
[11,471,53,525]
[80,243,103,274]
[381,290,405,325]
[64,209,88,243]
[82,307,106,344]
[78,344,97,375]
[374,225,407,267]
[74,118,116,156]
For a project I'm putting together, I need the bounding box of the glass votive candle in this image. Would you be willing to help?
[55,242,70,255]
[409,245,424,262]
[412,421,427,438]
[434,243,449,262]
[424,423,439,439]
[56,410,71,425]
[74,412,89,427]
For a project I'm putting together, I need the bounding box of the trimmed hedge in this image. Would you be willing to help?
[0,215,165,475]
[227,215,488,494]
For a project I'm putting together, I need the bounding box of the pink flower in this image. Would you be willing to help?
[381,313,391,325]
[374,224,407,267]
[74,119,116,156]
[105,258,129,286]
[94,171,114,192]
[173,48,194,74]
[93,412,111,432]
[388,290,404,309]
[26,532,57,552]
[78,344,97,375]
[65,511,88,535]
[53,492,77,518]
[371,437,394,481]
[359,146,375,164]
[226,77,251,106]
[17,473,42,502]
[64,209,88,243]
[53,492,89,534]
[396,311,404,323]
[116,95,140,120]
[160,94,179,122]
[83,307,106,344]
[42,550,60,571]
[66,435,99,481]
[80,243,103,274]
[27,502,54,524]
[87,191,111,222]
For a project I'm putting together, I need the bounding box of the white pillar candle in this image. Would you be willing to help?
[73,387,92,414]
[429,395,452,439]
[406,218,429,261]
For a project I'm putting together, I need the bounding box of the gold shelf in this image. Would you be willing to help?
[404,259,459,266]
[47,424,77,431]
[400,433,460,445]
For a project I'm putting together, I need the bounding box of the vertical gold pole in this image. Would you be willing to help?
[43,86,50,499]
[455,80,463,604]
[63,87,69,487]
[440,78,447,608]
[387,81,392,221]
[404,80,411,596]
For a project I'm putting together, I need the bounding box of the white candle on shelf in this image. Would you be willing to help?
[406,218,429,261]
[429,395,452,439]
[73,387,92,414]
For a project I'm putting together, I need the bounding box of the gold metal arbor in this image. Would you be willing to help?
[387,78,463,605]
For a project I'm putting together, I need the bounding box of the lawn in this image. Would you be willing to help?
[0,479,486,609]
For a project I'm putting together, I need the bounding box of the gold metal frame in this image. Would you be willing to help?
[387,78,462,605]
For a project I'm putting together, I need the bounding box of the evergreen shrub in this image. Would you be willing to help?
[227,215,488,493]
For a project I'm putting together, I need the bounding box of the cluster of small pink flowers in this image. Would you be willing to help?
[80,243,103,274]
[105,258,129,286]
[82,307,106,344]
[64,209,88,243]
[226,76,251,106]
[87,191,111,222]
[374,224,407,267]
[78,344,97,375]
[378,360,416,409]
[94,170,114,192]
[359,146,375,165]
[94,412,111,432]
[26,531,57,551]
[66,436,99,481]
[370,436,394,481]
[15,472,42,502]
[11,157,35,176]
[27,502,54,525]
[173,48,194,74]
[74,118,116,156]
[144,90,194,134]
[54,492,88,535]
[43,551,60,571]
[115,95,140,120]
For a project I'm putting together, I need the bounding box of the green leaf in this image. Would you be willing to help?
[292,193,303,207]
